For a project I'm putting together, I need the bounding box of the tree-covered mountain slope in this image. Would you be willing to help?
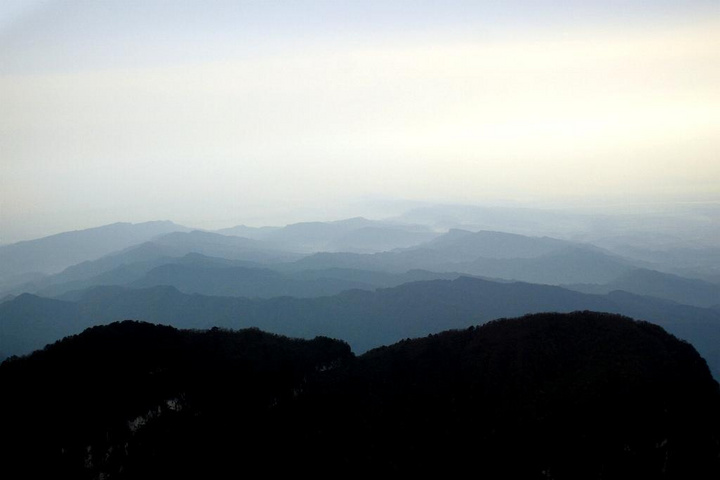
[1,312,718,479]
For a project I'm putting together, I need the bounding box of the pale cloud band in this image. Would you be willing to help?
[1,3,718,240]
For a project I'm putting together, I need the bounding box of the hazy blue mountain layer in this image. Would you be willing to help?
[3,277,719,378]
[566,268,720,308]
[0,221,190,282]
[216,216,439,253]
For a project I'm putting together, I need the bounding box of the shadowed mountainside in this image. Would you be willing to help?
[1,313,718,479]
[0,321,352,479]
[298,311,720,478]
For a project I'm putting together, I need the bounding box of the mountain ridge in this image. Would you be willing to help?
[0,221,191,282]
[3,276,720,377]
[1,312,718,478]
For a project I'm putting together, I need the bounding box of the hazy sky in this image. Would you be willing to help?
[1,1,719,242]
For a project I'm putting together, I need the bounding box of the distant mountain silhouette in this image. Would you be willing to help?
[5,251,468,300]
[129,262,470,299]
[0,231,300,297]
[3,244,180,298]
[290,230,636,284]
[395,203,597,236]
[1,313,718,478]
[217,217,439,253]
[214,223,280,237]
[3,277,720,377]
[0,293,83,355]
[416,228,582,259]
[604,245,720,283]
[151,230,300,262]
[7,222,697,302]
[9,224,699,306]
[129,262,374,298]
[326,224,439,253]
[396,203,720,260]
[287,248,444,272]
[465,246,635,284]
[287,267,471,288]
[0,293,15,304]
[567,268,720,307]
[0,221,190,282]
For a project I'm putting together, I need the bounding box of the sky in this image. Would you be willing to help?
[1,0,719,243]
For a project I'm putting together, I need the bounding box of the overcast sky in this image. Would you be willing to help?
[1,1,719,242]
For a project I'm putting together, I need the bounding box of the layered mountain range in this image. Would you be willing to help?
[2,212,719,377]
[2,207,719,478]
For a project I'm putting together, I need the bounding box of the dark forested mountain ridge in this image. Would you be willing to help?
[1,313,718,479]
[0,321,352,479]
[297,311,720,478]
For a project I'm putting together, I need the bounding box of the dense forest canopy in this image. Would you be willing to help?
[1,312,718,479]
